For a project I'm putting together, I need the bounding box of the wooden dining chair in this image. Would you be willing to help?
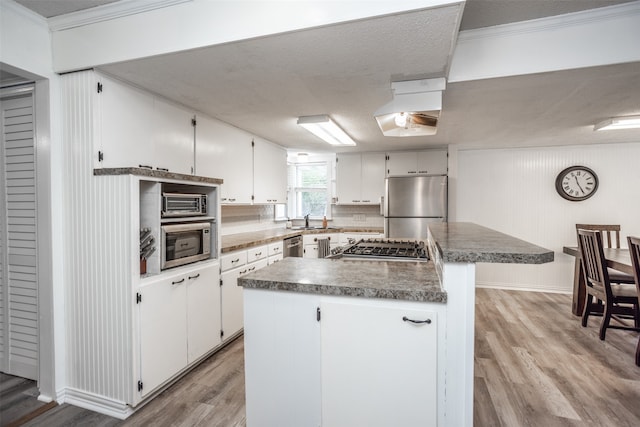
[575,224,634,284]
[577,229,639,340]
[627,236,640,366]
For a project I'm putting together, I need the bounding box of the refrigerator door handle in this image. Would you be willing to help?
[380,196,385,216]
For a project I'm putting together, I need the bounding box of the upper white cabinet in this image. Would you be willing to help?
[153,100,195,175]
[253,137,287,204]
[335,153,385,204]
[97,74,195,174]
[386,150,447,176]
[195,115,253,204]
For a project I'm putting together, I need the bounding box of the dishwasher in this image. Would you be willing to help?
[283,235,303,257]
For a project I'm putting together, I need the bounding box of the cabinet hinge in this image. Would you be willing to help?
[136,293,142,304]
[316,307,321,322]
[219,279,223,287]
[191,117,197,127]
[220,330,224,338]
[98,151,104,162]
[137,380,143,392]
[97,82,103,93]
[251,195,255,201]
[251,139,255,147]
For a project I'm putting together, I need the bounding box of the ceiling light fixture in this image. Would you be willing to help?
[374,78,445,137]
[594,115,640,131]
[297,115,356,146]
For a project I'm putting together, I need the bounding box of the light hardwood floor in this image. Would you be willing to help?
[2,288,639,426]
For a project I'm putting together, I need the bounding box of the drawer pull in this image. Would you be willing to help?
[188,274,200,280]
[402,316,431,324]
[172,278,185,285]
[231,258,240,263]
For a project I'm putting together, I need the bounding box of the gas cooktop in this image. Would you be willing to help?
[331,238,429,261]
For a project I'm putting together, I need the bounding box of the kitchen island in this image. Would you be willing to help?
[239,222,553,427]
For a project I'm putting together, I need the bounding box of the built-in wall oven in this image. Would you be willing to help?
[161,222,211,270]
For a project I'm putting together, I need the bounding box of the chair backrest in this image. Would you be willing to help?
[575,224,621,248]
[577,229,612,299]
[627,236,640,295]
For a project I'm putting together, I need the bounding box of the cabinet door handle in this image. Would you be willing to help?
[188,274,200,280]
[156,167,169,172]
[255,252,262,256]
[172,278,185,285]
[231,258,240,264]
[418,170,428,174]
[402,316,431,324]
[239,269,248,274]
[139,164,153,169]
[248,266,256,272]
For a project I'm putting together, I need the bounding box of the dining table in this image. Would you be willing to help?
[563,245,634,316]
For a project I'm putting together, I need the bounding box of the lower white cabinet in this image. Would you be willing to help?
[244,291,439,427]
[303,233,339,258]
[138,260,220,398]
[220,246,270,340]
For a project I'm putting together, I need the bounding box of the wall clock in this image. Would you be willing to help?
[555,166,599,201]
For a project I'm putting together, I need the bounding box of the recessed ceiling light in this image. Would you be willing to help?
[594,115,640,131]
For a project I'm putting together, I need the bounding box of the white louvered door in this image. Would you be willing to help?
[0,90,38,380]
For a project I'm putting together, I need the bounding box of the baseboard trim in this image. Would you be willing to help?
[476,282,571,294]
[58,388,134,420]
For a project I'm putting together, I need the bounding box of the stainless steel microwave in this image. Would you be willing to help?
[161,222,211,270]
[162,192,208,218]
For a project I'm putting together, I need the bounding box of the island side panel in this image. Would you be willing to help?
[442,262,476,427]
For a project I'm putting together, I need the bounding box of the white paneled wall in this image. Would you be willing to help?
[61,71,134,403]
[455,142,640,292]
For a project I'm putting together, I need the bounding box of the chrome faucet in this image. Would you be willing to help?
[304,213,310,228]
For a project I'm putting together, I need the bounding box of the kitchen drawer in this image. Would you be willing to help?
[221,251,248,272]
[268,253,284,265]
[244,257,269,274]
[268,241,283,257]
[247,245,268,263]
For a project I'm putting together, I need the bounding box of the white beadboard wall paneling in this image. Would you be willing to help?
[456,142,640,293]
[61,71,133,403]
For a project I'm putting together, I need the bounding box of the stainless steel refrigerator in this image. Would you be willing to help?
[384,175,447,238]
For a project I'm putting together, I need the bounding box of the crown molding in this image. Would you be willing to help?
[2,0,49,26]
[48,0,192,31]
[457,0,640,42]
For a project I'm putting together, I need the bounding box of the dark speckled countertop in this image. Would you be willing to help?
[428,222,554,264]
[221,227,383,253]
[238,257,445,303]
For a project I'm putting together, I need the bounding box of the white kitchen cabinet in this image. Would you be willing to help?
[195,115,253,204]
[98,74,154,170]
[320,300,438,427]
[303,233,339,258]
[186,262,221,363]
[153,100,195,175]
[138,270,188,398]
[243,291,439,427]
[220,247,269,340]
[253,138,287,204]
[386,149,447,176]
[361,153,387,203]
[335,153,385,204]
[138,260,220,398]
[97,73,195,174]
[267,241,284,265]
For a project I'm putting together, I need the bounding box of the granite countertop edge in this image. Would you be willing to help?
[94,167,223,184]
[221,227,384,253]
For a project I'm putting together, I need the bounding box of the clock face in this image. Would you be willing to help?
[555,166,599,201]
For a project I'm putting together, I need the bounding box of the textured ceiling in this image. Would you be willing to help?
[7,0,640,153]
[99,6,463,152]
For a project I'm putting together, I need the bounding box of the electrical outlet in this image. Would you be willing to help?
[353,214,366,222]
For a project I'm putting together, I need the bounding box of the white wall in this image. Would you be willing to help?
[454,142,640,293]
[0,0,62,402]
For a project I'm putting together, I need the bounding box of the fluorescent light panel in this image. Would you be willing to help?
[297,115,356,146]
[594,115,640,131]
